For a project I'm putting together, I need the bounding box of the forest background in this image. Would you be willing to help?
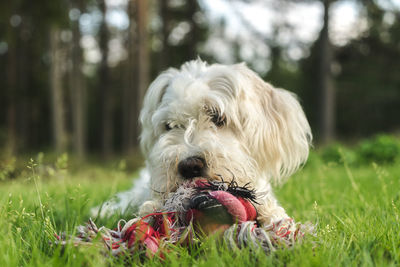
[1,0,399,160]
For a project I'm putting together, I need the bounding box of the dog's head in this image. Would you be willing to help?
[140,59,312,196]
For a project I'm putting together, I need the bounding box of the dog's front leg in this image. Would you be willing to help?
[254,194,290,226]
[254,181,290,227]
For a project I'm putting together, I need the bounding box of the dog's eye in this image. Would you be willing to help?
[211,113,226,127]
[165,122,183,131]
[165,123,172,131]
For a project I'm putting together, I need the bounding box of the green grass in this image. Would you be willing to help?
[1,155,399,266]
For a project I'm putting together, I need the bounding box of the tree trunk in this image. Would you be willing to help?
[135,0,149,143]
[17,20,29,150]
[159,0,170,69]
[123,0,149,154]
[318,0,335,144]
[123,0,137,154]
[50,27,68,152]
[99,0,113,158]
[70,0,86,158]
[6,26,17,155]
[187,0,198,59]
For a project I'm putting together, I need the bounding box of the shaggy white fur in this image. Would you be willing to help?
[93,59,312,226]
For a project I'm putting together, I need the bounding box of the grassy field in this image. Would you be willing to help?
[0,152,399,266]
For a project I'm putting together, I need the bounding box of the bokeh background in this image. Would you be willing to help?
[1,0,400,162]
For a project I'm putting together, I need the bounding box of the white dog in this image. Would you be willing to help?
[95,59,312,227]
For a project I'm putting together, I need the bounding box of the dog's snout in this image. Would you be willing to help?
[178,156,206,179]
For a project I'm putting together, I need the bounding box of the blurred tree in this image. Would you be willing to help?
[5,13,17,155]
[155,0,209,70]
[123,0,136,153]
[301,0,400,139]
[50,27,68,152]
[69,0,87,158]
[123,0,149,153]
[99,0,113,158]
[334,1,400,136]
[279,0,336,144]
[136,0,150,143]
[159,0,170,70]
[279,0,336,143]
[1,0,69,154]
[0,0,208,156]
[1,0,399,157]
[317,0,335,143]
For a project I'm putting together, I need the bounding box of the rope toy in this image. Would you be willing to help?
[55,178,314,258]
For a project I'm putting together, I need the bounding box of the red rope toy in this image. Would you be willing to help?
[55,179,313,258]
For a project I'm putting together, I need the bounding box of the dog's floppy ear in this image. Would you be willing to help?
[234,64,312,182]
[140,68,178,156]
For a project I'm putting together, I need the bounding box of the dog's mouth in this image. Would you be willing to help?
[192,178,258,204]
[154,169,252,203]
[170,177,258,207]
[159,177,259,235]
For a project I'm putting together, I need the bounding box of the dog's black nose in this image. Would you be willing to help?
[178,156,206,179]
